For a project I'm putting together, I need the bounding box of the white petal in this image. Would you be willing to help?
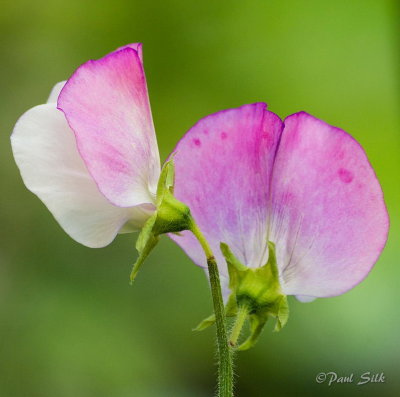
[47,81,67,104]
[11,104,154,248]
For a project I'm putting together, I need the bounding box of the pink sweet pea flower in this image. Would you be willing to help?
[170,103,389,299]
[11,44,160,248]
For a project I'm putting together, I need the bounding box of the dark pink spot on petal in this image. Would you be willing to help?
[193,138,201,147]
[220,132,227,140]
[338,168,353,183]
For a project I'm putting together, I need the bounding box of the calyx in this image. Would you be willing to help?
[195,241,289,351]
[130,159,193,282]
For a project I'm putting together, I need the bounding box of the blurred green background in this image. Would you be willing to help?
[1,0,399,396]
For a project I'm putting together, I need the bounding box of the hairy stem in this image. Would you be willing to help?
[191,222,233,397]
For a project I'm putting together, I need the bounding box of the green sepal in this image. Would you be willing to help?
[193,313,216,331]
[236,295,289,350]
[193,291,238,331]
[237,313,268,351]
[156,156,175,205]
[130,213,159,283]
[152,159,193,235]
[220,241,289,349]
[130,159,194,282]
[274,295,289,332]
[220,242,247,291]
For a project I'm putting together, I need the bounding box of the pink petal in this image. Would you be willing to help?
[171,105,388,299]
[170,103,283,275]
[270,112,389,297]
[116,43,143,62]
[58,46,160,208]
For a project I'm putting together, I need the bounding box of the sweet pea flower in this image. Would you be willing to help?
[170,104,389,346]
[11,44,163,248]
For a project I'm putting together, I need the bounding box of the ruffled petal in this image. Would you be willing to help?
[11,104,154,248]
[269,112,389,297]
[58,46,160,208]
[170,103,283,276]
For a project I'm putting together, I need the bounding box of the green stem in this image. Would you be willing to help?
[229,304,248,347]
[191,222,233,397]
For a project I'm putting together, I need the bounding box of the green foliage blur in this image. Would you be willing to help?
[1,1,399,396]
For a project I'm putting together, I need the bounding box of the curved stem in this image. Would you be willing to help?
[191,222,233,397]
[229,304,248,347]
